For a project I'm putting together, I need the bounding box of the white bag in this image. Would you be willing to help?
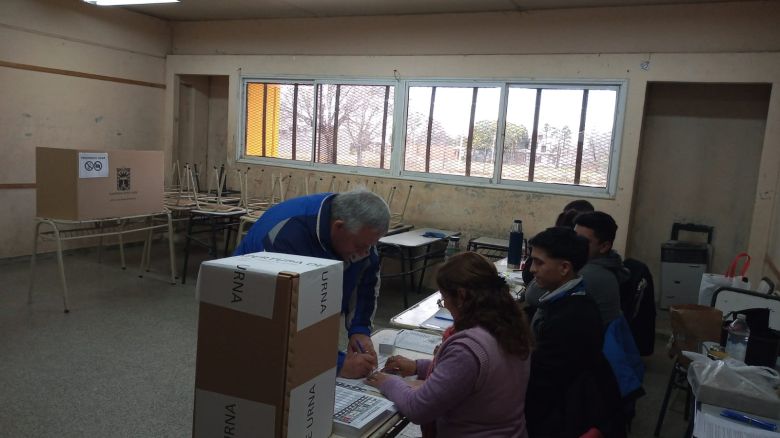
[698,252,752,305]
[684,351,780,419]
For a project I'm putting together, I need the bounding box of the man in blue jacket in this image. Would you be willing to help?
[234,188,390,379]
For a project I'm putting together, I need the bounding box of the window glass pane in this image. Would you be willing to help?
[580,90,616,188]
[533,89,583,185]
[501,88,536,181]
[469,88,500,178]
[245,82,313,161]
[315,84,394,169]
[405,86,500,177]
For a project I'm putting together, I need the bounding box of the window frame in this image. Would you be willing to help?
[237,75,627,198]
[238,76,399,177]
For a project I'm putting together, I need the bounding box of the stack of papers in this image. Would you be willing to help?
[333,379,397,437]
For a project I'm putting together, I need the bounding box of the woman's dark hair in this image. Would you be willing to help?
[555,199,595,228]
[436,252,533,359]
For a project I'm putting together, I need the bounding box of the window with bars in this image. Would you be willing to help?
[404,84,618,188]
[241,77,622,194]
[244,81,394,170]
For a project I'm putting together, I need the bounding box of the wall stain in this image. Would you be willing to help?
[95,116,104,123]
[22,113,31,118]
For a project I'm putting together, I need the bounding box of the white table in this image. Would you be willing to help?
[390,291,443,331]
[331,328,435,438]
[28,211,176,313]
[378,228,459,308]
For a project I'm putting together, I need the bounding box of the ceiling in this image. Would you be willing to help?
[124,0,738,21]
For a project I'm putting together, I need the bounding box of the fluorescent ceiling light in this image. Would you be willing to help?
[84,0,180,5]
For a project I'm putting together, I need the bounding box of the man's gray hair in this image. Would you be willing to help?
[331,188,391,233]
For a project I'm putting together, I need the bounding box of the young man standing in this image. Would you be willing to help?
[525,227,624,438]
[573,211,629,326]
[234,188,390,379]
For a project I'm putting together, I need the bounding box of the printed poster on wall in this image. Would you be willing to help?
[78,152,109,178]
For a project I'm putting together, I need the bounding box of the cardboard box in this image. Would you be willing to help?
[193,252,344,438]
[36,147,164,220]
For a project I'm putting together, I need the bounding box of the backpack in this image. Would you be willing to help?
[620,259,656,356]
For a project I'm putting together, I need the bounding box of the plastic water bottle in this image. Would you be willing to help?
[507,220,524,270]
[725,314,750,362]
[445,236,460,261]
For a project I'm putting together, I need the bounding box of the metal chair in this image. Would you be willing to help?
[654,304,723,437]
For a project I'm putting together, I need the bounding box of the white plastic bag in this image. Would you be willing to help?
[698,252,752,305]
[684,351,780,419]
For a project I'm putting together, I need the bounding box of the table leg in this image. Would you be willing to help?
[27,220,43,304]
[401,248,411,309]
[167,213,177,284]
[415,243,433,296]
[97,222,104,264]
[236,218,246,248]
[209,217,218,258]
[223,220,234,257]
[52,224,70,313]
[181,213,195,284]
[118,232,126,270]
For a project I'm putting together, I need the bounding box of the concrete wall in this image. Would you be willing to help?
[164,1,780,281]
[0,0,170,258]
[629,83,770,283]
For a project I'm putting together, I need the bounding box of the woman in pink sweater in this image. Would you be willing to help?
[366,252,533,438]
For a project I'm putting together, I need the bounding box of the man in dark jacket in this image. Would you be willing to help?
[573,211,630,326]
[525,227,624,438]
[234,188,390,378]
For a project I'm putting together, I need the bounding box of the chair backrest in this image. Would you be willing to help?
[712,286,780,331]
[668,304,723,358]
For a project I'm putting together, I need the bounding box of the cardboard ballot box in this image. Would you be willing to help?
[193,252,344,438]
[36,147,164,220]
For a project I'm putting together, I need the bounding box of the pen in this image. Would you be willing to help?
[355,340,366,354]
[720,409,778,431]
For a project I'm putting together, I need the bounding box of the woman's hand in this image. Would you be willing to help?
[382,355,416,377]
[365,371,391,389]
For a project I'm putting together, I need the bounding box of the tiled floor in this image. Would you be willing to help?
[0,243,691,437]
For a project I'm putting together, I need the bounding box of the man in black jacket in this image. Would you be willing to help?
[525,227,625,438]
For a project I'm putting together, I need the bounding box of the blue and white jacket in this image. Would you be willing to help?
[234,193,381,371]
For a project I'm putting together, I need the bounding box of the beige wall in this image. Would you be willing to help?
[3,0,780,287]
[0,0,170,258]
[164,1,780,281]
[629,83,770,284]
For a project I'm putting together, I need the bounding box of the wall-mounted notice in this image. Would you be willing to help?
[78,152,109,178]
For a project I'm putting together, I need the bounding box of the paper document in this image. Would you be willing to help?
[334,380,397,437]
[420,309,454,332]
[394,330,442,355]
[693,407,780,438]
[335,352,390,395]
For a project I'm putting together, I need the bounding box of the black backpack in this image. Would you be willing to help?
[620,259,656,356]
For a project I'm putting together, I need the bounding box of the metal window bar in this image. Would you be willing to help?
[574,90,589,185]
[380,85,390,169]
[465,87,478,176]
[262,83,268,157]
[332,84,341,164]
[292,84,299,161]
[425,87,436,173]
[528,89,543,182]
[316,85,323,163]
